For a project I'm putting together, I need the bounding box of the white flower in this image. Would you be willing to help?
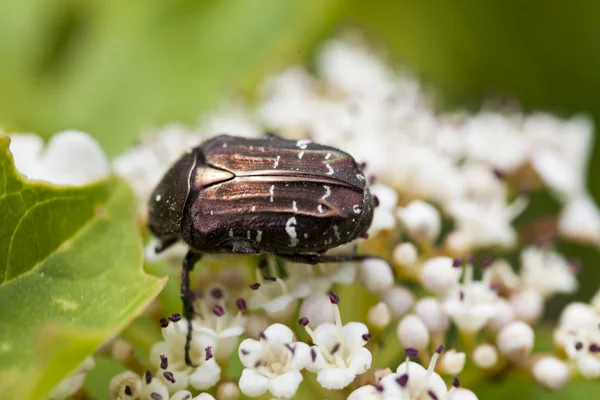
[443,260,499,333]
[48,357,95,400]
[247,274,303,318]
[149,317,221,392]
[496,321,535,362]
[397,200,441,243]
[437,349,466,375]
[414,297,449,336]
[9,131,109,185]
[531,357,570,390]
[558,194,600,245]
[215,381,241,400]
[509,288,544,324]
[382,285,415,318]
[304,293,372,389]
[238,323,310,399]
[520,246,578,298]
[449,388,479,400]
[472,343,498,369]
[486,297,516,333]
[358,258,395,294]
[109,370,216,400]
[396,314,430,351]
[369,184,399,236]
[367,302,392,330]
[420,257,461,297]
[192,291,246,361]
[393,242,419,268]
[300,293,337,329]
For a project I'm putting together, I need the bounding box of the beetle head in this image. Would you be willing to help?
[148,150,197,244]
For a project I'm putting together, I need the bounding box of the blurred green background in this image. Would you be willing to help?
[1,0,598,398]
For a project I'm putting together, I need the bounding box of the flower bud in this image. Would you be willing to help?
[445,230,473,256]
[472,343,498,369]
[591,289,600,314]
[496,321,534,361]
[396,314,430,351]
[510,289,544,324]
[531,357,569,390]
[414,297,449,335]
[558,195,600,245]
[382,286,414,318]
[245,313,270,339]
[559,302,596,329]
[393,242,418,267]
[487,297,515,333]
[217,381,241,400]
[437,349,466,375]
[111,338,134,363]
[421,257,461,296]
[109,371,140,400]
[397,200,441,243]
[300,294,336,329]
[449,388,479,400]
[367,302,392,330]
[359,258,394,294]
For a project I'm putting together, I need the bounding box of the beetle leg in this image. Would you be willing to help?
[182,250,202,367]
[276,253,382,265]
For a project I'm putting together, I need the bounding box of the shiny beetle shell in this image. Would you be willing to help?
[148,135,374,256]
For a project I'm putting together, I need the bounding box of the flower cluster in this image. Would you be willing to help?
[6,34,600,399]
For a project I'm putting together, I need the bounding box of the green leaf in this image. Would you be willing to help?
[0,135,167,399]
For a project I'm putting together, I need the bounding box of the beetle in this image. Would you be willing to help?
[148,134,375,366]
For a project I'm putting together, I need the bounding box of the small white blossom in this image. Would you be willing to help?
[304,292,372,390]
[509,288,544,324]
[300,293,337,329]
[558,194,600,245]
[414,297,449,336]
[359,258,395,294]
[382,285,415,318]
[216,381,240,400]
[369,184,399,236]
[367,302,392,330]
[109,370,216,400]
[9,131,109,185]
[472,343,498,369]
[396,314,430,351]
[238,323,310,399]
[496,321,535,362]
[393,242,419,268]
[437,349,466,375]
[531,357,570,391]
[449,388,479,400]
[420,257,461,297]
[486,297,516,333]
[397,200,441,243]
[149,317,221,392]
[520,246,578,298]
[48,357,95,400]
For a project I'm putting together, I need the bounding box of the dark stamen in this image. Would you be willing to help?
[467,254,475,265]
[452,258,463,268]
[285,343,296,355]
[375,384,384,392]
[459,291,465,301]
[144,370,152,384]
[575,342,584,351]
[163,371,175,384]
[212,305,225,317]
[590,344,599,353]
[169,313,181,322]
[159,318,169,328]
[405,348,419,358]
[396,373,409,388]
[241,349,249,355]
[260,331,267,340]
[160,354,168,369]
[330,343,341,355]
[436,344,445,354]
[480,257,493,268]
[263,276,277,282]
[361,233,370,239]
[124,386,133,396]
[258,259,268,269]
[492,168,505,180]
[311,348,317,362]
[249,283,261,290]
[205,346,213,360]
[453,375,460,388]
[210,287,224,299]
[236,298,247,312]
[329,291,340,304]
[362,333,372,342]
[299,317,309,326]
[428,390,439,400]
[254,359,262,368]
[150,393,163,400]
[568,258,582,274]
[373,195,380,207]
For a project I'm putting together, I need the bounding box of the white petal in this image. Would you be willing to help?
[342,322,370,351]
[316,367,357,389]
[330,263,357,285]
[347,385,381,400]
[578,355,600,379]
[262,323,294,345]
[238,368,269,397]
[263,294,295,314]
[189,358,221,390]
[238,338,263,369]
[348,347,373,375]
[306,346,329,373]
[449,388,479,400]
[531,148,581,197]
[558,194,600,245]
[310,323,339,350]
[164,370,190,393]
[288,341,312,370]
[268,370,304,398]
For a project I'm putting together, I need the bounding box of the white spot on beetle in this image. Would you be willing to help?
[155,194,161,202]
[247,230,251,239]
[296,139,311,149]
[249,145,254,150]
[322,185,331,200]
[269,185,275,202]
[317,204,324,214]
[251,205,256,212]
[298,151,304,159]
[325,152,331,160]
[292,200,298,212]
[325,164,334,175]
[222,143,228,148]
[256,230,263,242]
[273,155,281,169]
[285,217,299,247]
[333,225,341,240]
[210,210,214,215]
[229,228,234,237]
[303,233,308,238]
[356,174,365,181]
[353,204,362,214]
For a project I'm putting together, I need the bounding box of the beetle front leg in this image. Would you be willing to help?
[182,250,202,367]
[277,253,382,265]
